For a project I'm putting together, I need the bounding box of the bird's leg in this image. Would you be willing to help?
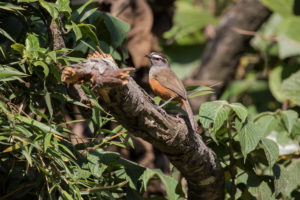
[158,96,175,108]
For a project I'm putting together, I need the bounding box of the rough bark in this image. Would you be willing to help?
[61,58,225,200]
[189,0,271,112]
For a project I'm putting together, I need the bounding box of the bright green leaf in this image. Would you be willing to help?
[261,138,279,168]
[39,0,59,19]
[273,162,300,197]
[235,119,263,159]
[229,103,248,122]
[280,70,300,105]
[280,110,298,133]
[278,18,300,59]
[45,91,53,118]
[71,21,82,41]
[11,43,25,55]
[199,100,230,141]
[44,132,52,152]
[259,0,294,17]
[78,24,99,46]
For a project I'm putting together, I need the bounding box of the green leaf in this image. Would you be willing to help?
[199,100,230,141]
[280,70,300,105]
[61,189,73,200]
[21,148,33,166]
[71,21,82,41]
[15,115,64,136]
[0,66,28,81]
[11,43,25,55]
[229,103,248,122]
[280,110,298,133]
[163,0,217,40]
[278,18,300,59]
[156,171,180,200]
[73,0,93,16]
[269,65,286,102]
[44,132,52,152]
[255,113,278,137]
[78,24,99,46]
[259,0,294,17]
[0,28,16,43]
[251,13,282,55]
[261,138,279,168]
[99,11,130,48]
[79,7,98,22]
[25,33,40,50]
[56,0,71,15]
[39,0,59,19]
[33,61,49,77]
[252,180,275,200]
[235,119,263,159]
[273,161,300,197]
[45,91,53,118]
[187,86,214,98]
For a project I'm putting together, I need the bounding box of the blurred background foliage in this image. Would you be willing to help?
[0,0,299,199]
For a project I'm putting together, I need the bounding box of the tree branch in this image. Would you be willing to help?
[189,0,271,111]
[61,58,225,200]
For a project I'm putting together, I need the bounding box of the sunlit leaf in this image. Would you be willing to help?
[280,70,300,105]
[261,138,279,168]
[235,119,263,159]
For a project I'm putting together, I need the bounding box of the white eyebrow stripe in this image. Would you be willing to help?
[152,54,163,59]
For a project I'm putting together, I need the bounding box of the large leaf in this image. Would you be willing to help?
[39,0,59,19]
[199,100,231,141]
[99,11,130,48]
[278,18,300,59]
[280,70,300,105]
[260,0,294,17]
[280,110,298,133]
[235,119,263,159]
[261,138,279,168]
[273,161,300,197]
[228,103,248,123]
[255,114,279,137]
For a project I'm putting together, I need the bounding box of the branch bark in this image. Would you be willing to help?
[61,58,225,200]
[189,0,271,112]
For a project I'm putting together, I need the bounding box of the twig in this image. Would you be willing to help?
[82,180,129,192]
[92,131,125,149]
[232,27,300,48]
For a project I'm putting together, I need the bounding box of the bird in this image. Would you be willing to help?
[145,52,197,132]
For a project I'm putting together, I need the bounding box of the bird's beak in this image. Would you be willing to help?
[144,54,151,59]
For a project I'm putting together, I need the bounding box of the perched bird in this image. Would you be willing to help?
[145,52,196,132]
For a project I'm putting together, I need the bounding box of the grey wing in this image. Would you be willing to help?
[154,70,187,99]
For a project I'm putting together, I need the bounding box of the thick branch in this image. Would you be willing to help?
[190,0,271,111]
[62,58,224,200]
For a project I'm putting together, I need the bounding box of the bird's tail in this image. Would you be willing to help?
[182,99,197,132]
